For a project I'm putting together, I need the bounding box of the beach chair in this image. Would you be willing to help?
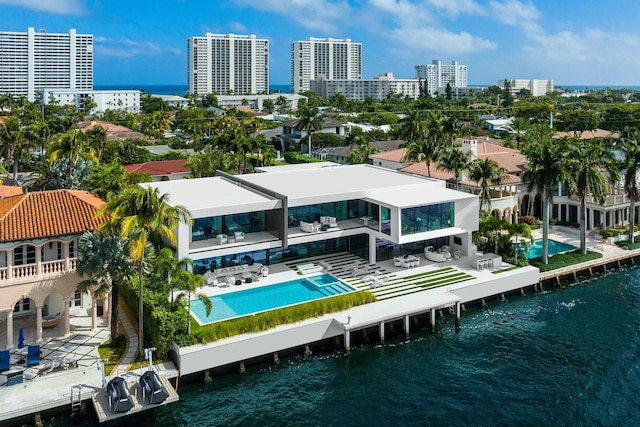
[0,349,9,372]
[27,344,40,366]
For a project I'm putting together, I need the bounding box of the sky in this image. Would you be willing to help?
[2,0,640,87]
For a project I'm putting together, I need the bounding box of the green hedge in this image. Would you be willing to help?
[283,151,323,164]
[190,290,376,343]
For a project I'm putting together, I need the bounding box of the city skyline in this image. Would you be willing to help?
[1,0,640,87]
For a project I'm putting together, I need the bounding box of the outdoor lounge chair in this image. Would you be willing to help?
[27,344,40,366]
[0,349,9,372]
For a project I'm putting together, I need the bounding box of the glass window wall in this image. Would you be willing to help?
[192,211,266,241]
[401,202,454,235]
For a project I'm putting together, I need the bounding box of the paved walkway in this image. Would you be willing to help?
[111,297,138,375]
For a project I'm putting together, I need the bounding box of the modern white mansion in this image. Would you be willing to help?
[291,38,362,94]
[146,164,479,275]
[0,27,93,102]
[188,33,269,96]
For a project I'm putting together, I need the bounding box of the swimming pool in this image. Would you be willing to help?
[518,239,577,259]
[190,273,355,324]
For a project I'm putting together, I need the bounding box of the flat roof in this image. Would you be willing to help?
[144,177,281,216]
[238,164,475,207]
[254,162,339,173]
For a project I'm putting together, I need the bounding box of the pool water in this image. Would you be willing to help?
[518,239,577,259]
[190,273,355,323]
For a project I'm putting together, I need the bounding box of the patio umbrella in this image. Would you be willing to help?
[17,327,24,349]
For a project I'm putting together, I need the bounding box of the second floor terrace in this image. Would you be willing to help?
[0,238,79,283]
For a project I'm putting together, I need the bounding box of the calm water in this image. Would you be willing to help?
[46,266,640,427]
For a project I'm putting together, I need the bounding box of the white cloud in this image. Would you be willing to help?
[488,0,542,35]
[388,26,497,56]
[425,0,485,17]
[94,37,182,58]
[0,0,87,15]
[232,0,351,33]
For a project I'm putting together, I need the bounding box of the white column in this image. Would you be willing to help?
[64,297,71,337]
[404,315,410,335]
[6,311,14,349]
[91,296,97,332]
[344,330,351,351]
[36,305,43,342]
[369,233,377,264]
[379,321,385,343]
[6,248,13,280]
[36,244,42,275]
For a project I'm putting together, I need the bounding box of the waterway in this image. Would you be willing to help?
[46,266,640,426]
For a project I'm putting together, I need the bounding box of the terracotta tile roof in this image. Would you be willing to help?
[0,186,24,198]
[124,159,190,176]
[78,120,155,142]
[369,148,409,162]
[553,128,618,140]
[0,189,106,242]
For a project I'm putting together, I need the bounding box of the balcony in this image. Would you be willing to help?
[566,193,630,208]
[0,258,77,283]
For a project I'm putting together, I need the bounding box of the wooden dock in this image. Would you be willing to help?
[92,374,179,423]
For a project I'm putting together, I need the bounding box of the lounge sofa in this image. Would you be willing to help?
[319,216,338,228]
[424,246,448,262]
[300,221,319,233]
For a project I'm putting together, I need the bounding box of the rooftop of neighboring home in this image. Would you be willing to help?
[281,117,346,130]
[0,189,105,242]
[0,185,24,198]
[398,136,526,186]
[329,140,404,158]
[553,128,618,140]
[124,159,191,177]
[78,120,155,142]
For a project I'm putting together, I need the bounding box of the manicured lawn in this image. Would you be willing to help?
[529,250,602,272]
[98,336,126,376]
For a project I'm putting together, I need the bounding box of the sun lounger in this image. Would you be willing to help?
[298,263,323,275]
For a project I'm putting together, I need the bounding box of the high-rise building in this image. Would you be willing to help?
[291,37,361,94]
[0,27,93,102]
[311,73,421,101]
[497,79,554,97]
[415,60,467,95]
[188,33,269,96]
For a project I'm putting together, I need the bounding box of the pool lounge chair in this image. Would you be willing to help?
[27,345,40,366]
[298,263,323,275]
[0,349,9,372]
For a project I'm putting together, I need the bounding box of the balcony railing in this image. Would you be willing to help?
[567,193,630,207]
[0,257,78,282]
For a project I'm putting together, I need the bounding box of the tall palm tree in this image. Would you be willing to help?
[570,138,619,253]
[76,231,134,348]
[620,132,640,242]
[98,186,192,358]
[522,139,573,264]
[504,116,530,148]
[402,134,442,177]
[437,148,473,190]
[173,266,212,335]
[399,108,425,141]
[479,215,509,255]
[469,158,508,212]
[296,105,323,157]
[0,116,30,184]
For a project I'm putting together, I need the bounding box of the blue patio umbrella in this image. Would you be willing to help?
[17,327,24,349]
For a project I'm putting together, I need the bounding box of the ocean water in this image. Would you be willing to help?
[45,265,640,426]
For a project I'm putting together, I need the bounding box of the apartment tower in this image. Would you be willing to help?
[188,33,269,96]
[415,59,467,95]
[291,37,362,94]
[0,27,93,102]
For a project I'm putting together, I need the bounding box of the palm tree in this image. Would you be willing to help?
[296,105,323,157]
[402,134,441,177]
[98,186,192,358]
[570,138,619,253]
[522,139,573,264]
[504,116,530,148]
[437,148,473,190]
[479,215,509,255]
[48,128,98,180]
[0,116,30,184]
[469,158,508,212]
[76,231,134,348]
[399,108,425,141]
[173,266,212,335]
[620,132,640,242]
[507,222,534,265]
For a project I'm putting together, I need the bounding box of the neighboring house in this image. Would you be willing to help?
[553,128,618,140]
[398,137,526,223]
[0,190,108,348]
[138,145,195,157]
[0,186,24,198]
[369,148,414,170]
[152,94,190,109]
[144,164,480,274]
[78,120,155,142]
[326,140,404,165]
[124,159,192,181]
[485,118,513,134]
[217,94,307,112]
[281,117,347,151]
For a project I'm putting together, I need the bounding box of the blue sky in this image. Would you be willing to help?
[2,0,640,87]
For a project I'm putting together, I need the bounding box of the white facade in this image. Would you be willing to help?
[415,59,467,95]
[41,89,140,113]
[188,33,269,96]
[291,37,362,94]
[498,79,554,97]
[311,73,421,101]
[0,27,93,102]
[217,93,306,112]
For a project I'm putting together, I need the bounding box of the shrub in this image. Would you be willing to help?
[284,151,323,164]
[519,216,537,225]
